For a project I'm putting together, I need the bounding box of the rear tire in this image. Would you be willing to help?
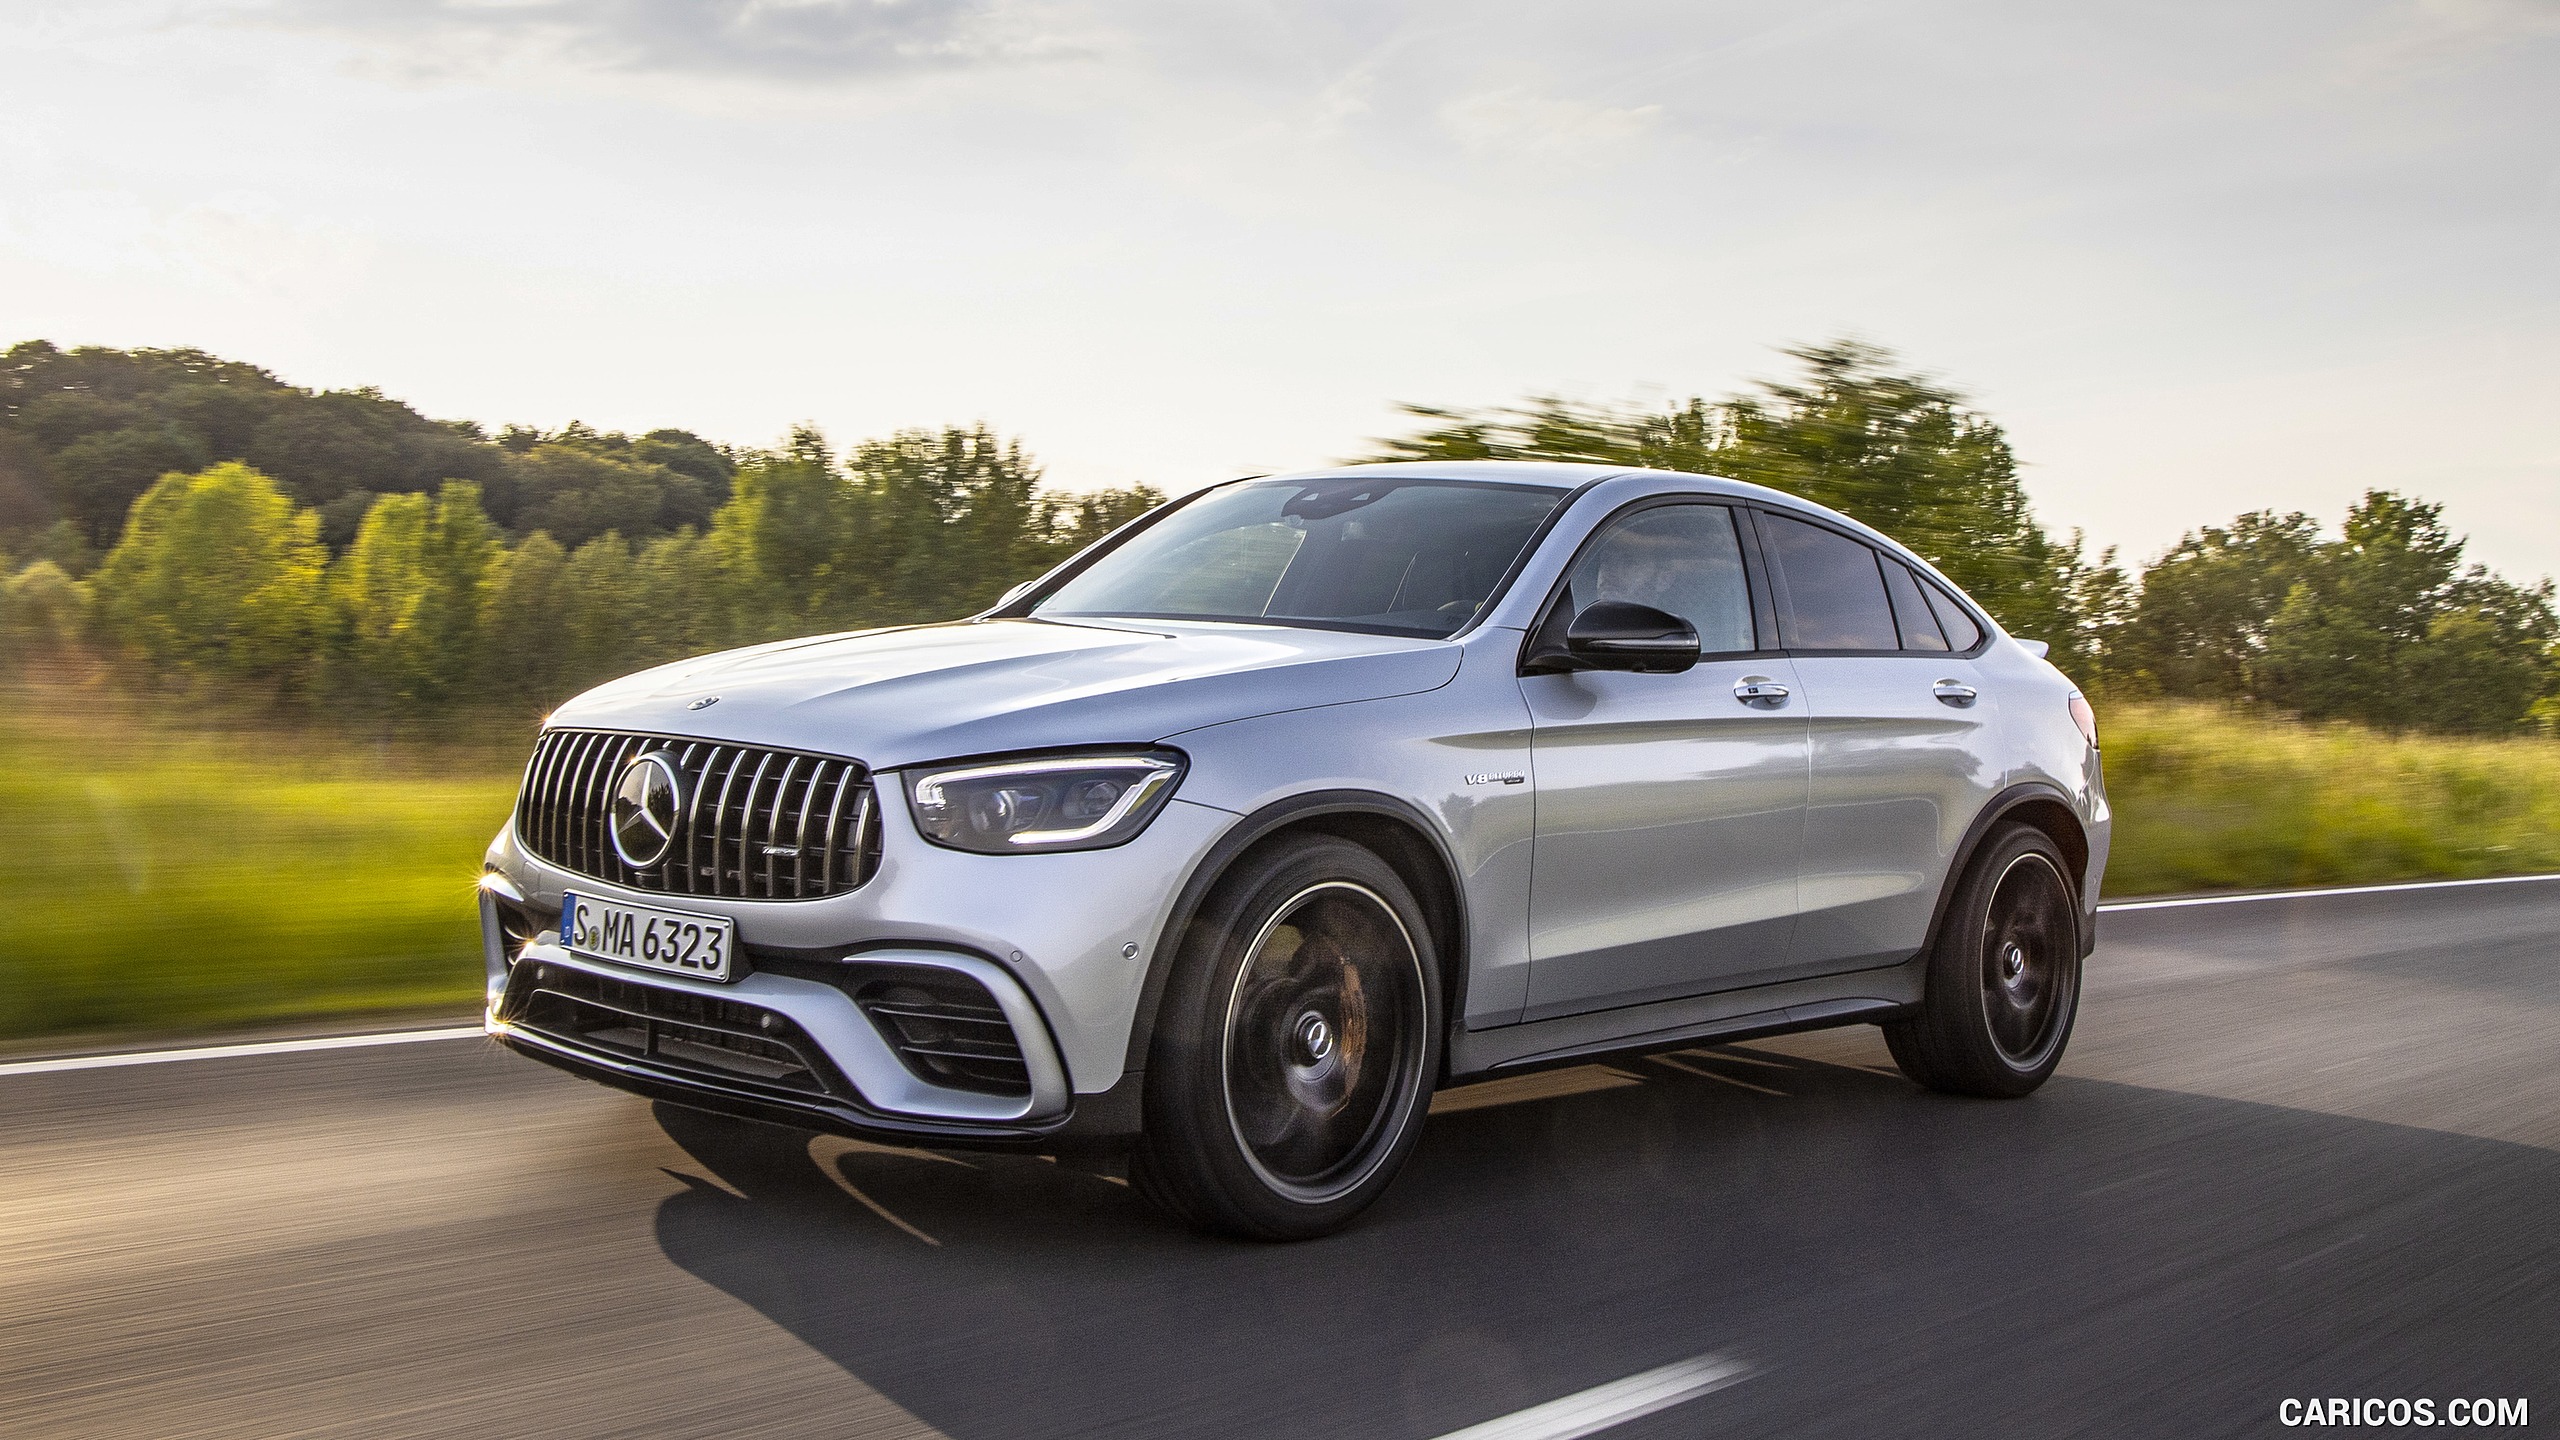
[1131,835,1441,1240]
[1884,823,2082,1098]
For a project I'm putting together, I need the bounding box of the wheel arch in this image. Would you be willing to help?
[1123,790,1470,1082]
[1921,782,2094,963]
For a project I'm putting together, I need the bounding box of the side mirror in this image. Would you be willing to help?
[1563,601,1701,674]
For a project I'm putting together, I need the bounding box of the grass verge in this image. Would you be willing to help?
[2100,702,2560,895]
[0,694,522,1041]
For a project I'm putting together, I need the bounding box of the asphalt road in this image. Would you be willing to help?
[5,881,2555,1439]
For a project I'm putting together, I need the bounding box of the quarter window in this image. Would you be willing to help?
[1881,559,1949,652]
[1925,580,1984,651]
[1763,514,1898,651]
[1563,504,1756,655]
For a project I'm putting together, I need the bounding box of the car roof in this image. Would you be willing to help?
[1247,460,1974,606]
[1256,459,1834,519]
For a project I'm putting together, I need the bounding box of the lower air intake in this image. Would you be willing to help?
[509,967,838,1097]
[853,968,1033,1099]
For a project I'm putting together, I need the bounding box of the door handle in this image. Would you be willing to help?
[1932,680,1978,707]
[1733,677,1790,707]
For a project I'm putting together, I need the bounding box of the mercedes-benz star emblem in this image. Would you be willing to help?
[609,752,685,869]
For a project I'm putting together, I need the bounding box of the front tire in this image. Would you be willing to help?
[1131,836,1441,1240]
[1885,823,2082,1098]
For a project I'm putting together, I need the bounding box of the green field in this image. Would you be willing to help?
[0,702,524,1042]
[3,698,2554,1044]
[2101,702,2560,894]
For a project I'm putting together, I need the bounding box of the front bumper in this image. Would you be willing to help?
[480,788,1236,1143]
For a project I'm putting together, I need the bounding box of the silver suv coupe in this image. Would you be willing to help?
[481,461,2109,1239]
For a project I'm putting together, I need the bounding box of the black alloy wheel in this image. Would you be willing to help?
[1132,836,1440,1239]
[1221,880,1425,1202]
[1885,822,2083,1098]
[1978,850,2076,1070]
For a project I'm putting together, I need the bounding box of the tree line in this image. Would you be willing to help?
[0,340,1158,719]
[4,338,2552,735]
[1371,342,2557,735]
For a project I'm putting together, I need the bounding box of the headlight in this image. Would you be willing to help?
[904,751,1185,854]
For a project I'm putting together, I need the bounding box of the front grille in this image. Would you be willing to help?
[853,968,1032,1098]
[515,729,882,900]
[507,966,839,1097]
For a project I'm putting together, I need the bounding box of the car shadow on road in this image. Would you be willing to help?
[650,1045,2560,1440]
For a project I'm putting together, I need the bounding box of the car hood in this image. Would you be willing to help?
[547,617,1463,770]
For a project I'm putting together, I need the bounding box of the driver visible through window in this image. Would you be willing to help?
[1563,504,1756,655]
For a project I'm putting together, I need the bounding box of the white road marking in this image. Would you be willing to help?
[8,874,2556,1080]
[0,1025,489,1078]
[2098,871,2560,913]
[1429,1353,1753,1440]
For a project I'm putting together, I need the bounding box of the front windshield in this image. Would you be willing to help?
[1034,477,1565,638]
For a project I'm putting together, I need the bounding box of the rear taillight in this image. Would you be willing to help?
[2067,691,2098,749]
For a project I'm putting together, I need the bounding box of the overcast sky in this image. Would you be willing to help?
[7,0,2556,581]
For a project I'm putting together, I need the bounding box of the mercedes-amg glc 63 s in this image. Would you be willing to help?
[480,461,2109,1239]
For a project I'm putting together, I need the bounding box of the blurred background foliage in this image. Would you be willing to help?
[2,334,2555,1042]
[1372,341,2559,736]
[3,334,2554,735]
[0,339,1164,723]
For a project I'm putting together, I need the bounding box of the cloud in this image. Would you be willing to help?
[257,0,1087,85]
[1438,87,1666,165]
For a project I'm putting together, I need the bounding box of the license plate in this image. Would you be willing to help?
[560,891,735,982]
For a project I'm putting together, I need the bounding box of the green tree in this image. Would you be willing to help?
[711,426,856,625]
[478,532,572,710]
[49,424,211,542]
[1370,340,2095,666]
[504,441,708,551]
[2120,511,2320,698]
[1,559,86,657]
[1042,485,1167,569]
[0,428,55,535]
[842,425,1053,623]
[2255,492,2555,733]
[89,462,326,689]
[557,533,646,696]
[333,481,501,709]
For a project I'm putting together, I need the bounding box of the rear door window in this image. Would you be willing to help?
[1762,513,1898,651]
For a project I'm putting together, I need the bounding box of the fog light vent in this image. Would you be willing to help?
[854,970,1031,1098]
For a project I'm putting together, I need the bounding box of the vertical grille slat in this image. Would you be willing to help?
[593,736,640,876]
[581,732,624,871]
[817,763,851,896]
[511,730,880,900]
[733,752,774,896]
[683,744,724,895]
[792,762,826,899]
[558,733,603,872]
[708,748,749,890]
[848,786,877,885]
[763,757,802,898]
[584,734,629,875]
[680,743,721,891]
[516,735,559,859]
[539,733,581,864]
